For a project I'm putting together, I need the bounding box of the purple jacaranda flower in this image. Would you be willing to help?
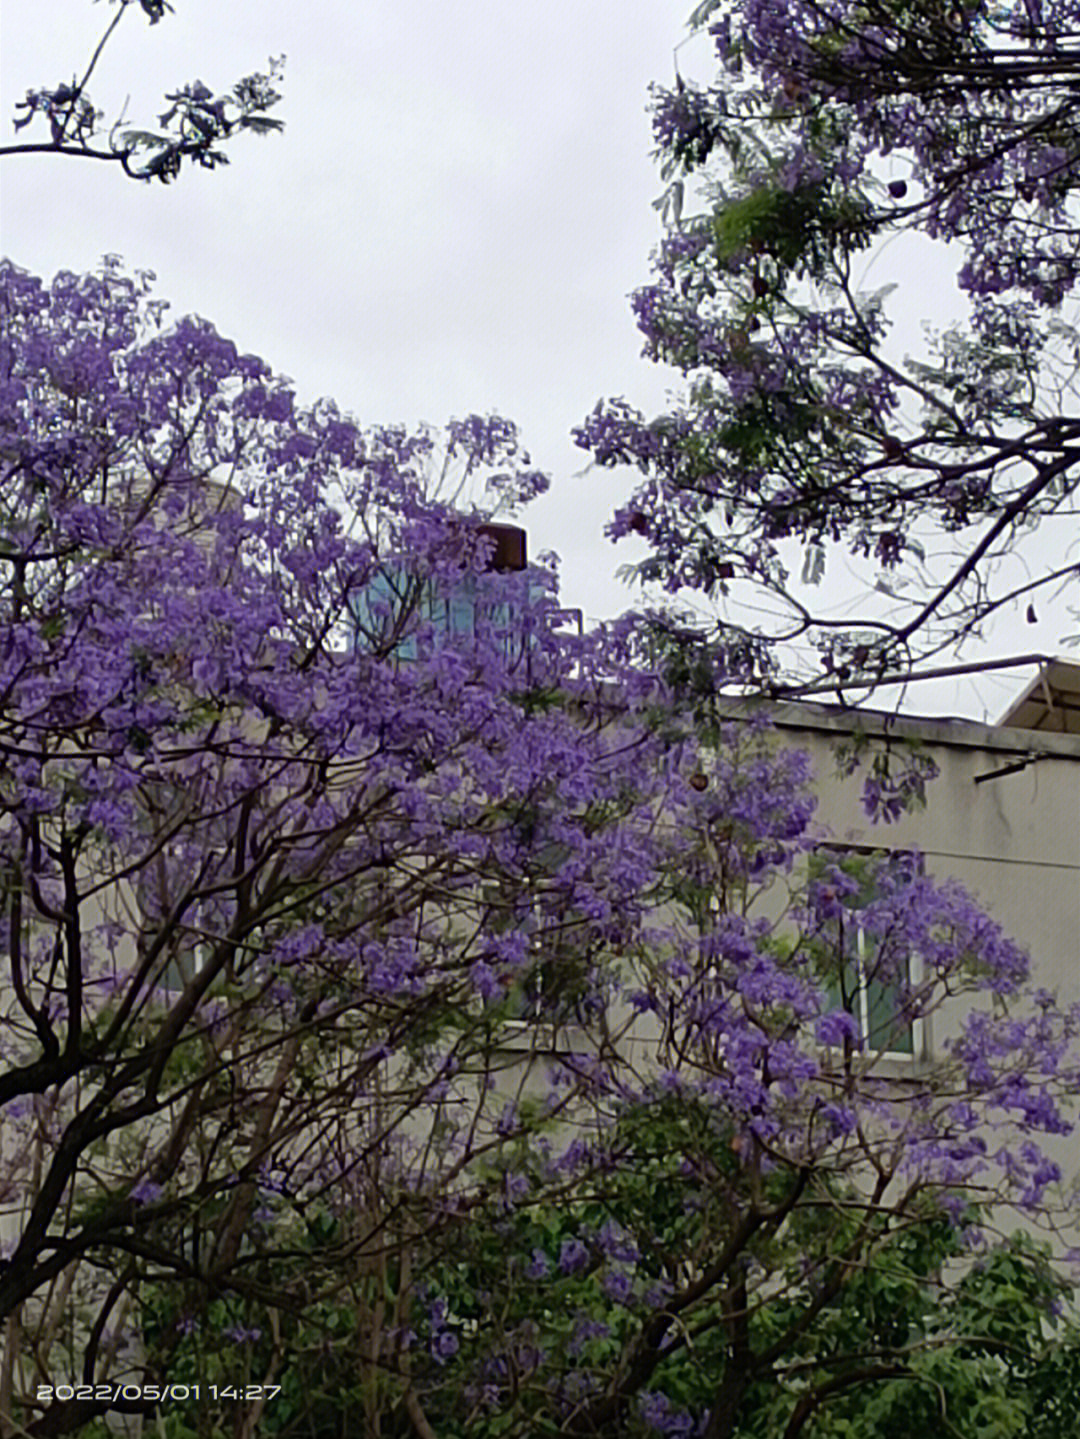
[816,1010,861,1047]
[601,1267,635,1304]
[222,1324,262,1344]
[559,1238,590,1275]
[430,1329,460,1364]
[526,1249,551,1280]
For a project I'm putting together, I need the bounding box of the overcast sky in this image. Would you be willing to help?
[2,0,695,617]
[2,2,1067,721]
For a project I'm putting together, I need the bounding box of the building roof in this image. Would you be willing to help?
[994,658,1080,735]
[716,659,1080,762]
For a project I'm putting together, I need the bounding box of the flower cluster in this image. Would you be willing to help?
[579,0,1080,682]
[5,257,1078,1439]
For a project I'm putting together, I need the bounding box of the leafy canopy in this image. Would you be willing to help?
[578,0,1080,695]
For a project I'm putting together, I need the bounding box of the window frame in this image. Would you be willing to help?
[813,844,926,1063]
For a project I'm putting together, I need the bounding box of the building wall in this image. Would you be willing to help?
[5,690,1080,1396]
[771,705,1080,1013]
[763,702,1080,1231]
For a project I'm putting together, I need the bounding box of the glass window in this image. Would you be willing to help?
[349,562,536,669]
[812,847,923,1059]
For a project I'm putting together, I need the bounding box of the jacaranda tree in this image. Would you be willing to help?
[3,1,283,183]
[254,728,1076,1439]
[1,259,1078,1439]
[577,0,1080,696]
[395,1198,1080,1438]
[0,257,667,1436]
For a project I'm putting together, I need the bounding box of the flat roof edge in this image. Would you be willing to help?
[715,698,1080,759]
